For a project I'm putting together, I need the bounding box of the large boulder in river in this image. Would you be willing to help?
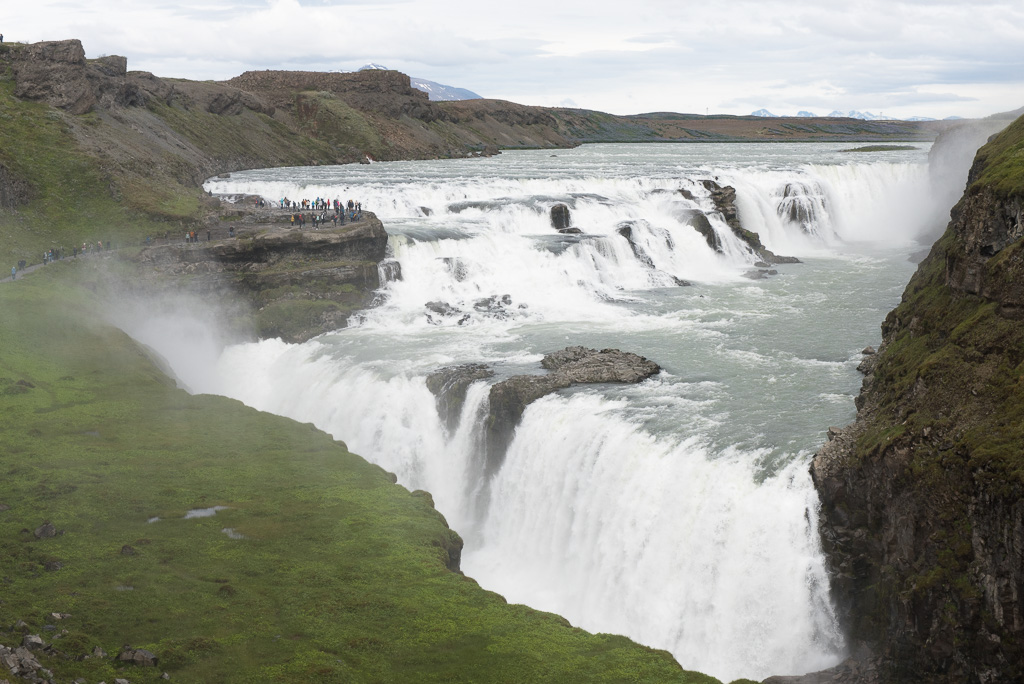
[616,223,691,286]
[616,223,655,268]
[425,363,495,433]
[483,347,660,476]
[541,345,660,383]
[550,203,572,231]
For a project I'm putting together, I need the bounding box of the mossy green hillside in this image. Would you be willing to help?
[865,235,1024,489]
[847,174,1024,641]
[0,263,719,683]
[145,91,334,170]
[970,113,1024,198]
[294,91,385,157]
[0,79,195,266]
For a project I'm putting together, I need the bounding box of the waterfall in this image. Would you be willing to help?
[117,143,940,681]
[471,393,843,680]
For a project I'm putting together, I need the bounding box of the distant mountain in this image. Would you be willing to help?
[749,108,946,122]
[409,78,482,102]
[827,110,895,121]
[358,63,390,71]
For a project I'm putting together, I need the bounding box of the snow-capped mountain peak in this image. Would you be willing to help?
[409,78,482,102]
[827,110,894,121]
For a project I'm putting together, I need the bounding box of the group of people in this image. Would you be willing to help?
[280,197,362,213]
[11,241,105,279]
[283,197,364,230]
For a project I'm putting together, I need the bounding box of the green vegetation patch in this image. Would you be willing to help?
[867,234,1024,488]
[0,80,176,265]
[0,263,718,683]
[971,113,1024,198]
[294,91,383,156]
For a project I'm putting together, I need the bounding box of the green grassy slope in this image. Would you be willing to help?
[0,79,186,266]
[0,263,720,683]
[969,112,1024,197]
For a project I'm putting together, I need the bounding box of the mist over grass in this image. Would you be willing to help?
[0,261,719,683]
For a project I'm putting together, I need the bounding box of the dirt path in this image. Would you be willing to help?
[3,259,51,284]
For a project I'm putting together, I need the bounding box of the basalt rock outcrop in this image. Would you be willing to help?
[550,203,573,231]
[425,364,495,433]
[680,208,722,252]
[227,69,440,122]
[9,39,144,115]
[132,211,389,342]
[700,180,800,264]
[616,223,691,286]
[616,223,656,268]
[809,113,1024,683]
[424,347,660,478]
[483,347,660,476]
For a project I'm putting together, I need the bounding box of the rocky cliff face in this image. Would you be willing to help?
[810,114,1024,683]
[10,39,144,114]
[133,212,389,342]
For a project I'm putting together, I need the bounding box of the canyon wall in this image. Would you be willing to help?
[811,114,1024,683]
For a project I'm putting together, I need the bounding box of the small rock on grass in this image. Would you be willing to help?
[118,646,159,667]
[22,634,45,649]
[34,522,57,539]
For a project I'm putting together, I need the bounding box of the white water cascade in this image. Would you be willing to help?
[125,143,948,682]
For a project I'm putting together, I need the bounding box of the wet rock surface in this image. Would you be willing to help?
[484,347,660,476]
[550,203,572,231]
[426,347,660,478]
[616,223,691,286]
[680,208,721,252]
[423,294,523,326]
[701,179,801,265]
[763,644,883,683]
[425,363,495,433]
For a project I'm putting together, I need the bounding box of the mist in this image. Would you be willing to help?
[105,288,248,395]
[922,112,1019,241]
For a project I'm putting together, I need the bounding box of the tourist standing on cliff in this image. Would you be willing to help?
[11,266,15,280]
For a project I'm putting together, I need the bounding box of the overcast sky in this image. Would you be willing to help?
[8,0,1023,119]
